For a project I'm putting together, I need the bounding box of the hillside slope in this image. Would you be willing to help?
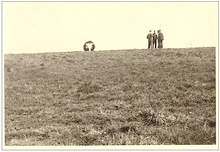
[4,47,216,145]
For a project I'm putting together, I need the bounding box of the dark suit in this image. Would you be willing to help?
[158,32,164,48]
[147,33,152,49]
[153,33,158,48]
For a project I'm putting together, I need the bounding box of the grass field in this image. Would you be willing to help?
[4,47,216,145]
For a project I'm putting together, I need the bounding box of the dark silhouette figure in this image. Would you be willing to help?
[153,31,158,49]
[146,30,152,49]
[157,30,164,48]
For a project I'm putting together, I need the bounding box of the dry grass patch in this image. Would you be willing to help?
[4,47,216,145]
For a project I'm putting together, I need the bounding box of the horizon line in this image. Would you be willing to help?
[4,46,216,55]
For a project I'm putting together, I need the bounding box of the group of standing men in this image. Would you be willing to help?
[147,30,164,49]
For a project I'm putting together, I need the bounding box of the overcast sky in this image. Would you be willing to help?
[3,2,218,54]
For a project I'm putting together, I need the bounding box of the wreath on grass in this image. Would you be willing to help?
[83,41,95,51]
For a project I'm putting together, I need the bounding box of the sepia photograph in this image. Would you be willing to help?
[2,1,218,150]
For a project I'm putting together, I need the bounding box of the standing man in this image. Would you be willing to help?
[153,30,158,49]
[157,30,164,48]
[146,30,152,49]
[150,35,154,49]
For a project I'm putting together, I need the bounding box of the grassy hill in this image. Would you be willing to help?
[4,47,216,145]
